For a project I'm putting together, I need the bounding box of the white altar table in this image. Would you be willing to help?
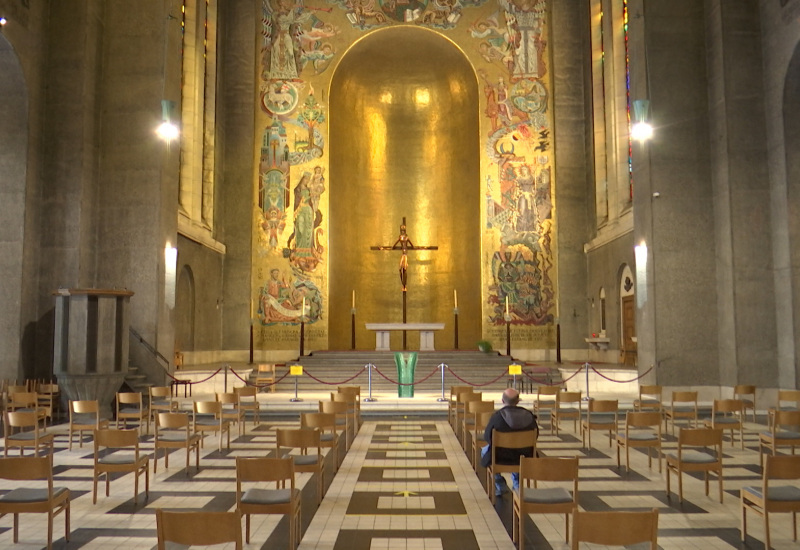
[365,323,445,351]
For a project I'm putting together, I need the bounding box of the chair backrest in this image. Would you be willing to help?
[466,400,494,416]
[678,427,723,449]
[331,392,355,405]
[557,391,582,406]
[150,386,172,399]
[71,400,101,421]
[9,391,38,408]
[0,455,53,480]
[461,392,483,407]
[763,454,800,481]
[733,384,755,397]
[216,392,239,405]
[117,392,143,407]
[156,509,242,550]
[457,390,480,404]
[319,400,348,415]
[258,364,276,375]
[520,455,579,483]
[236,456,294,485]
[337,386,361,397]
[639,384,662,399]
[4,410,39,431]
[626,411,662,430]
[588,399,618,415]
[537,386,561,397]
[713,398,743,415]
[38,383,58,395]
[450,386,473,400]
[773,409,800,432]
[235,385,257,398]
[301,412,336,432]
[476,410,494,431]
[492,428,538,451]
[276,428,321,455]
[572,509,659,549]
[157,412,190,430]
[95,428,140,450]
[7,384,27,395]
[194,400,223,416]
[671,391,698,405]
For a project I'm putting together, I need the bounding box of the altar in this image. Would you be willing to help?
[366,323,445,351]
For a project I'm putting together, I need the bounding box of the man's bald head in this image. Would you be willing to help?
[502,387,521,406]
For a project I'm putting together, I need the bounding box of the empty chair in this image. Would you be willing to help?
[455,390,481,442]
[337,386,362,427]
[616,411,663,473]
[634,384,662,412]
[485,428,539,504]
[6,391,47,427]
[192,400,232,451]
[471,409,494,471]
[580,399,618,449]
[513,456,579,548]
[331,392,358,446]
[255,363,277,392]
[92,428,149,505]
[148,386,177,427]
[665,427,724,503]
[217,392,246,435]
[0,456,70,550]
[3,410,54,457]
[235,385,261,425]
[115,392,149,434]
[153,412,201,474]
[533,386,561,427]
[301,412,341,472]
[448,386,473,429]
[463,399,494,454]
[571,508,659,550]
[665,391,698,435]
[236,457,301,547]
[759,409,800,468]
[276,427,325,505]
[156,509,242,550]
[704,398,745,448]
[741,454,800,549]
[768,389,800,428]
[68,400,109,451]
[36,383,59,426]
[550,391,581,435]
[320,400,350,452]
[734,384,757,423]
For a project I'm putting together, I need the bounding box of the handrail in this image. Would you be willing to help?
[129,327,171,371]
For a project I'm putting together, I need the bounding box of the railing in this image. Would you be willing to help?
[128,327,172,386]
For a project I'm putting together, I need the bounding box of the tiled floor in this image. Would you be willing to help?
[0,396,798,549]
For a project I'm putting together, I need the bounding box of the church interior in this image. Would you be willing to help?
[2,0,800,548]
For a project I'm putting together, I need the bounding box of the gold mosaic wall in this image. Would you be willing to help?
[251,0,556,352]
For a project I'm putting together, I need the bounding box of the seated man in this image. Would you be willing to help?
[481,388,538,496]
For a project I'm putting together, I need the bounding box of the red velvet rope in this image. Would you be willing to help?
[519,365,584,386]
[372,365,440,386]
[303,368,365,385]
[589,363,655,383]
[444,367,509,387]
[229,366,291,388]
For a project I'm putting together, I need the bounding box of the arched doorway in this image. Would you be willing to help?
[328,27,481,350]
[0,35,28,379]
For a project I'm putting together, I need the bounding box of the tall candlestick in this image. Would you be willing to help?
[302,297,306,317]
[352,290,355,309]
[454,289,458,308]
[505,295,509,315]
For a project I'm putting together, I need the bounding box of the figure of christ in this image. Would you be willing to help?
[371,217,438,292]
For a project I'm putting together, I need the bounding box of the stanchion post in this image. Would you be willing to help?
[453,308,459,350]
[584,362,590,401]
[364,363,377,402]
[290,365,303,402]
[437,363,448,402]
[351,308,356,350]
[249,321,254,364]
[224,364,229,393]
[504,313,512,356]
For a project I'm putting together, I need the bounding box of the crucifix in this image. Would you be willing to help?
[371,217,438,349]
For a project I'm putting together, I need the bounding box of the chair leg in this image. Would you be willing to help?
[47,510,53,550]
[741,497,747,540]
[246,513,251,544]
[765,510,771,550]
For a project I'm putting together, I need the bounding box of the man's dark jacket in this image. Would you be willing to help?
[480,404,538,467]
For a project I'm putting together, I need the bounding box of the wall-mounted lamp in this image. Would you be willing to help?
[0,16,8,26]
[631,99,654,141]
[155,99,180,142]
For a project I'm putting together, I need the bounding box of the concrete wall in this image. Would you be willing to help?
[586,234,635,354]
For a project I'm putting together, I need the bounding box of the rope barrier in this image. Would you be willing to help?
[444,367,509,387]
[519,364,584,386]
[372,365,440,386]
[303,368,365,385]
[589,363,655,384]
[180,368,222,385]
[228,366,291,388]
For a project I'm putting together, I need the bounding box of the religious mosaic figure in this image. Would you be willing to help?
[262,0,312,81]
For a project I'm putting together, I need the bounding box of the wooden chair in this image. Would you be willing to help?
[448,386,473,429]
[704,398,745,448]
[741,454,800,549]
[533,386,561,428]
[331,392,358,446]
[302,412,341,472]
[3,410,54,457]
[68,400,109,450]
[734,384,757,423]
[665,391,698,435]
[217,392,246,435]
[580,399,618,449]
[276,427,325,505]
[550,391,581,435]
[455,392,482,444]
[337,386,362,427]
[36,383,59,426]
[153,412,201,474]
[616,411,663,473]
[463,399,494,454]
[115,392,149,434]
[148,386,177,428]
[255,363,277,392]
[92,428,149,505]
[634,384,662,412]
[156,509,242,550]
[320,400,350,452]
[665,427,724,503]
[513,456,579,548]
[768,389,800,428]
[6,391,47,427]
[192,400,232,451]
[0,456,70,550]
[759,409,800,468]
[235,385,261,425]
[571,508,659,550]
[486,428,538,504]
[472,410,494,471]
[236,457,301,547]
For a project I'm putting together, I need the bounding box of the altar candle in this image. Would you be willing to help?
[505,295,509,315]
[454,289,458,308]
[352,290,355,309]
[302,297,306,315]
[250,298,253,318]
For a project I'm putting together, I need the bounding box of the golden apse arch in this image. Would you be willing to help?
[328,27,481,350]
